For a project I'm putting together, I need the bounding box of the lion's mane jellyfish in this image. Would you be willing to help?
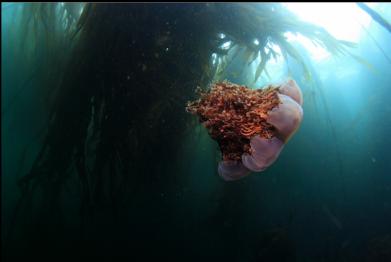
[186,79,303,181]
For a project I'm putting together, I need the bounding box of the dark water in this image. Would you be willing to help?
[2,3,391,262]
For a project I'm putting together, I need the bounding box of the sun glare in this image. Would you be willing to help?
[282,3,374,61]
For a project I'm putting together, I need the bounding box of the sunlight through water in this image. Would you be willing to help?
[282,3,375,61]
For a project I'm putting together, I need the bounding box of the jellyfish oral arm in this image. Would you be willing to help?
[241,136,285,172]
[266,93,303,142]
[218,161,251,181]
[279,79,303,106]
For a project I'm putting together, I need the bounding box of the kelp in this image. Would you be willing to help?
[289,42,348,199]
[206,3,362,83]
[357,2,391,34]
[358,19,391,64]
[6,3,218,249]
[2,3,84,118]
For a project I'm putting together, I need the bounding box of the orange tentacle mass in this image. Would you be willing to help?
[186,81,281,161]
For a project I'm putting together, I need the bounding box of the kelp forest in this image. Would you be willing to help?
[2,3,391,262]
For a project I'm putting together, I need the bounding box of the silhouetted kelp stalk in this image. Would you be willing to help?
[6,3,216,246]
[5,3,361,255]
[357,2,391,34]
[358,19,391,64]
[2,3,85,118]
[286,43,348,199]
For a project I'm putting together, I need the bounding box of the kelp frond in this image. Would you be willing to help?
[208,3,362,83]
[3,3,88,116]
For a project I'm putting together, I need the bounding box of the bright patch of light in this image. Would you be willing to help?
[284,32,331,61]
[253,39,260,46]
[283,3,374,60]
[283,3,373,41]
[211,53,218,65]
[267,44,283,64]
[220,41,232,50]
[218,33,226,39]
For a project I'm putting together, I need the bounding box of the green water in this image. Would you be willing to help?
[2,3,391,261]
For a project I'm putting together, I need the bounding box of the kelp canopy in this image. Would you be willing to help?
[206,3,358,82]
[4,3,358,260]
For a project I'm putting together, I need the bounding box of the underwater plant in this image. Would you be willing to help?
[2,3,86,120]
[206,3,360,83]
[357,3,391,34]
[187,79,303,181]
